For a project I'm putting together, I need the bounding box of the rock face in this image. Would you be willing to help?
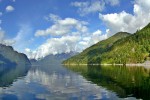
[0,44,31,65]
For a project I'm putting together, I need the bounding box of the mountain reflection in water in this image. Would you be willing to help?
[0,64,149,100]
[65,65,150,100]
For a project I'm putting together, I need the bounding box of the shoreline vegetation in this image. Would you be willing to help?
[62,61,150,68]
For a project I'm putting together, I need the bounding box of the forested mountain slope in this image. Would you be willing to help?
[63,32,130,64]
[64,23,150,64]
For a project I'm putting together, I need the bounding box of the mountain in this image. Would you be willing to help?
[0,44,31,66]
[64,23,150,65]
[30,59,37,64]
[63,32,131,65]
[100,23,150,64]
[33,52,77,65]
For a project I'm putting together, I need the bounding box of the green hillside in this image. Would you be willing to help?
[63,32,131,64]
[63,23,150,65]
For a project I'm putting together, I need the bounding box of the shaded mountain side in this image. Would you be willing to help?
[63,32,131,64]
[32,52,78,65]
[0,44,31,65]
[0,54,16,66]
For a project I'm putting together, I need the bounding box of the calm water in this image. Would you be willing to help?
[0,64,150,100]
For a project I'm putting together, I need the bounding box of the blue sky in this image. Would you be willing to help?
[0,0,150,59]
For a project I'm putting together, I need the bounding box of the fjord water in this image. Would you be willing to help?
[0,64,150,100]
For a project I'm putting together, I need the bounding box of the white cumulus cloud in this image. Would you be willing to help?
[6,5,15,12]
[35,14,88,36]
[27,14,109,59]
[99,0,150,36]
[25,36,80,59]
[27,27,107,59]
[26,30,107,59]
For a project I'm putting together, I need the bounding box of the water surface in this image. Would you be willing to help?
[0,64,149,100]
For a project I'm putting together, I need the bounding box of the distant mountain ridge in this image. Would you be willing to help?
[63,23,150,64]
[31,52,78,65]
[0,44,31,65]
